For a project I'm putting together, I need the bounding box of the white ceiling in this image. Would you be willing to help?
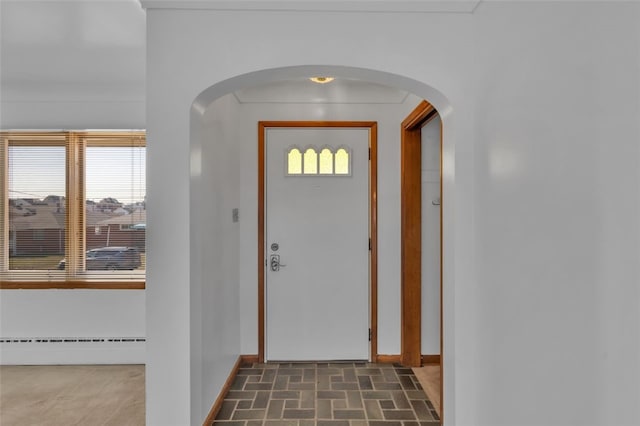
[141,0,482,13]
[1,0,415,105]
[234,78,409,104]
[1,0,146,101]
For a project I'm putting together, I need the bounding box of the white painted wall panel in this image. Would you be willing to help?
[190,93,242,423]
[472,2,640,425]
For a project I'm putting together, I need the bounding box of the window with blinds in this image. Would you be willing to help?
[0,131,146,288]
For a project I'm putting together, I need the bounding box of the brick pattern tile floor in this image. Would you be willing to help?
[212,362,440,426]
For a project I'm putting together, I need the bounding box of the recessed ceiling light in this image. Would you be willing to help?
[309,77,335,84]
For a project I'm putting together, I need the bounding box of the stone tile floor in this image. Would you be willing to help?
[212,362,440,426]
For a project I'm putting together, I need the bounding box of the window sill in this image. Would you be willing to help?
[0,281,145,290]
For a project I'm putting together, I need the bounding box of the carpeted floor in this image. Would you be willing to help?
[0,364,145,426]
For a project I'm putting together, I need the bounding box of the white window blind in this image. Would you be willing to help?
[7,141,66,273]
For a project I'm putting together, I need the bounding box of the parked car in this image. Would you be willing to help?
[57,247,142,271]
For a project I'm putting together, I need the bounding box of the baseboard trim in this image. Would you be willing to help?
[376,354,401,364]
[202,355,257,426]
[421,354,441,365]
[241,354,259,364]
[375,354,440,365]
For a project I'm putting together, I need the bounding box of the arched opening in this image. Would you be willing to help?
[190,66,454,424]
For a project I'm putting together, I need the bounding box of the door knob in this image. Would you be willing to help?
[270,254,286,272]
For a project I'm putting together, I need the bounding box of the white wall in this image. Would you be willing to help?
[190,93,242,423]
[146,2,640,425]
[472,3,640,425]
[0,90,145,130]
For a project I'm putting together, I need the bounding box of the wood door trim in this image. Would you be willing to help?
[369,123,379,362]
[400,100,442,424]
[258,121,378,363]
[401,100,437,367]
[401,110,423,367]
[402,101,437,130]
[258,125,266,362]
[439,120,444,426]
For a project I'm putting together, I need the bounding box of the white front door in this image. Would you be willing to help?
[265,126,370,361]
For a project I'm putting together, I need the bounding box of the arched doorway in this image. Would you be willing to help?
[190,66,454,423]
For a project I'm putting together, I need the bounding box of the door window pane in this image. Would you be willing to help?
[335,148,350,175]
[319,148,333,174]
[287,148,302,175]
[303,148,318,175]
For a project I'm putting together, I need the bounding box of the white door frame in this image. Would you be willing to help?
[258,121,378,363]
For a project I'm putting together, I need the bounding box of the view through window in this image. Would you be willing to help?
[1,132,146,287]
[8,145,66,270]
[85,145,146,273]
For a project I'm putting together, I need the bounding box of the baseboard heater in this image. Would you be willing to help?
[0,337,146,365]
[0,337,146,344]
